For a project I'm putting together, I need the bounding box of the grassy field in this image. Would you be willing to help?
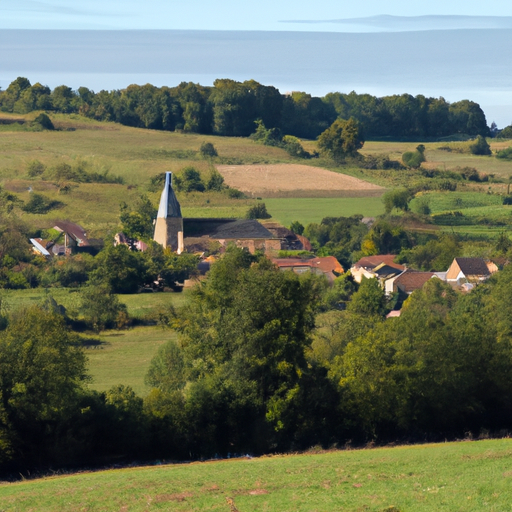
[2,112,512,239]
[361,140,512,179]
[0,288,190,318]
[264,197,385,226]
[85,326,176,395]
[1,438,511,511]
[1,288,191,395]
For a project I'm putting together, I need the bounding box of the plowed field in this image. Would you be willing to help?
[216,164,384,198]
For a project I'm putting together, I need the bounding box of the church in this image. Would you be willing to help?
[153,172,281,255]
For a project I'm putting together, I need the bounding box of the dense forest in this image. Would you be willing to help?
[0,77,490,139]
[1,246,512,474]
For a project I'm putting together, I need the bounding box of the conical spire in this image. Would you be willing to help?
[157,172,182,218]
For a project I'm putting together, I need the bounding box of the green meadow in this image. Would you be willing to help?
[264,197,385,226]
[0,287,189,319]
[1,288,191,395]
[85,326,177,395]
[1,438,511,511]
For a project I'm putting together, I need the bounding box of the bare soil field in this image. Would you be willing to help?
[216,163,385,198]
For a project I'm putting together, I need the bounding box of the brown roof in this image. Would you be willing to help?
[394,270,435,294]
[296,235,312,251]
[353,254,404,271]
[53,221,89,245]
[272,256,344,274]
[454,258,490,277]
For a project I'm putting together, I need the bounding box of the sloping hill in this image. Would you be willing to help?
[1,439,510,511]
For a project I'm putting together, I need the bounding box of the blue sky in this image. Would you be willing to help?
[2,0,512,30]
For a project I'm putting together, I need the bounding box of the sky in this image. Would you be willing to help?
[2,0,512,31]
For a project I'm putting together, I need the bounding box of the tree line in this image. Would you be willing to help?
[0,77,490,139]
[1,246,512,474]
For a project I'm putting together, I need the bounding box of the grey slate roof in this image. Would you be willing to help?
[455,257,490,276]
[183,218,275,240]
[157,172,182,218]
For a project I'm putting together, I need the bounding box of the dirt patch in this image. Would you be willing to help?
[248,489,269,495]
[154,492,193,502]
[216,164,383,198]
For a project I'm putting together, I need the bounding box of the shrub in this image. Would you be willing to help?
[80,285,128,333]
[22,193,62,214]
[496,147,512,160]
[499,125,512,139]
[226,187,246,199]
[250,119,282,146]
[148,172,166,192]
[469,135,491,155]
[199,142,218,158]
[246,202,271,219]
[282,135,308,158]
[382,188,413,213]
[26,160,46,177]
[173,167,205,193]
[412,196,431,215]
[402,145,426,168]
[290,221,305,235]
[206,168,224,191]
[31,113,54,130]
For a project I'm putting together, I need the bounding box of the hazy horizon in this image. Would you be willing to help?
[1,28,511,127]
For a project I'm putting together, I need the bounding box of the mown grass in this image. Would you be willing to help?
[264,197,385,227]
[85,326,176,395]
[1,439,511,511]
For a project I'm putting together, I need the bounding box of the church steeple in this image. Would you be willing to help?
[153,172,184,252]
[156,172,182,219]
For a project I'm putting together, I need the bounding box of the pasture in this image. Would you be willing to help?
[85,326,176,395]
[0,287,189,319]
[264,197,385,227]
[1,438,511,511]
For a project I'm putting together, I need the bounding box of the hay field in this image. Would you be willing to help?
[216,164,384,198]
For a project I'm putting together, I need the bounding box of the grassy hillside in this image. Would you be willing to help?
[1,438,510,511]
[2,113,512,237]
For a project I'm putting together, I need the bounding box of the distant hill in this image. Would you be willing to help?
[280,15,512,32]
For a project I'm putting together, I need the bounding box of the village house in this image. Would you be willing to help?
[389,269,437,295]
[351,254,405,285]
[30,221,102,257]
[446,257,492,284]
[271,256,344,283]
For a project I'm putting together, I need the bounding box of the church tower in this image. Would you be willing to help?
[153,172,184,253]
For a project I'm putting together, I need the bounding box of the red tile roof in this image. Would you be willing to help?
[272,256,344,274]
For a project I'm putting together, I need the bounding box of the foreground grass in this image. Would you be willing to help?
[1,439,511,511]
[86,326,175,395]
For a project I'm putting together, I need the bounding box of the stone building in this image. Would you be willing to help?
[153,172,279,255]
